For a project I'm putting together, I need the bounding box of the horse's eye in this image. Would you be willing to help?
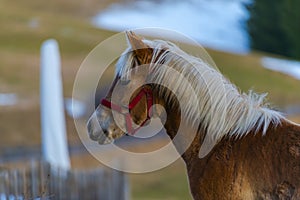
[120,79,131,85]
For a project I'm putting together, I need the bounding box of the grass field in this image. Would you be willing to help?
[0,0,299,199]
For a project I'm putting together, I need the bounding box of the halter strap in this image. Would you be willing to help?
[100,87,153,135]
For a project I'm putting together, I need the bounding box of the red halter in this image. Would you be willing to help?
[100,87,153,135]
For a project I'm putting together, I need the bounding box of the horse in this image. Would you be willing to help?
[87,31,300,199]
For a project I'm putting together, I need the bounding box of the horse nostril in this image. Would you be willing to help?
[103,129,108,135]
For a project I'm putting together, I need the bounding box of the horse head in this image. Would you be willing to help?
[87,32,157,144]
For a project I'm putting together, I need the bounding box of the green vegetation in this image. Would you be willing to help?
[246,0,300,59]
[281,0,300,59]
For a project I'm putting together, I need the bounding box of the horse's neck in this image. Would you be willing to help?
[156,95,202,164]
[156,90,300,199]
[160,95,298,168]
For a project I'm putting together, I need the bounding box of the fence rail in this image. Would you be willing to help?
[0,161,129,200]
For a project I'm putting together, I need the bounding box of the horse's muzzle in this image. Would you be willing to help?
[86,112,114,145]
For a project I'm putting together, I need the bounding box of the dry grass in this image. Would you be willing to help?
[1,0,299,147]
[70,144,192,200]
[288,115,300,124]
[0,0,300,199]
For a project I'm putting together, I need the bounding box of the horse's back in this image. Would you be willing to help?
[187,120,300,200]
[242,120,300,199]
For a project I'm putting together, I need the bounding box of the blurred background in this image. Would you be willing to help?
[0,0,299,199]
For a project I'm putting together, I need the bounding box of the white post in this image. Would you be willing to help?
[40,39,70,170]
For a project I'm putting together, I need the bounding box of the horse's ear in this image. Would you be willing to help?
[125,31,152,64]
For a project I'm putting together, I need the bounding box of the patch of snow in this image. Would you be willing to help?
[65,98,86,119]
[0,93,18,106]
[92,0,251,54]
[261,57,300,80]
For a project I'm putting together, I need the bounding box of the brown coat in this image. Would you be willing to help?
[164,115,300,200]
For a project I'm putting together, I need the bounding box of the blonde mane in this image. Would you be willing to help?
[116,39,284,142]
